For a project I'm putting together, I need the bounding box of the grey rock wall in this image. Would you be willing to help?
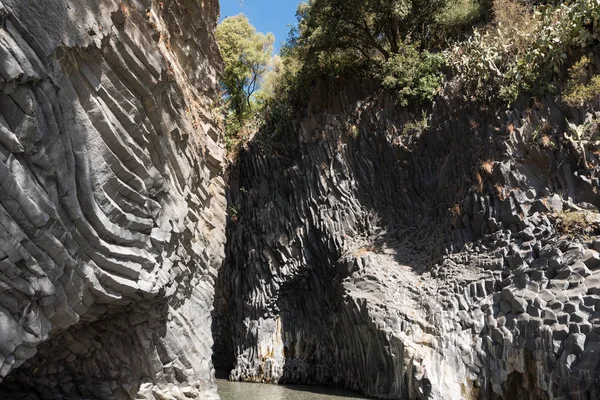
[2,0,598,398]
[0,0,226,399]
[215,81,600,399]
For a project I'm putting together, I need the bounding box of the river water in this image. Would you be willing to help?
[217,380,368,400]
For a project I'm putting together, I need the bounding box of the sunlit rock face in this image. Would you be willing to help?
[215,81,600,400]
[2,0,600,398]
[0,0,226,398]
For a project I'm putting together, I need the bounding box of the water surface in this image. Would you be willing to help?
[217,379,368,400]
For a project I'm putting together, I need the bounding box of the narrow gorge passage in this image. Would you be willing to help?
[0,0,599,399]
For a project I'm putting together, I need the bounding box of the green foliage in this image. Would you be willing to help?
[563,112,600,167]
[297,0,447,63]
[377,44,445,106]
[223,100,266,154]
[450,0,600,104]
[228,204,240,223]
[216,14,275,155]
[217,0,600,150]
[436,0,482,28]
[567,113,600,144]
[258,47,308,104]
[258,0,453,111]
[216,14,274,117]
[223,112,243,152]
[345,120,360,138]
[563,56,600,108]
[434,0,487,43]
[401,112,429,136]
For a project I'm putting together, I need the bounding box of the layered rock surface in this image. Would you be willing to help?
[0,0,226,398]
[2,0,600,398]
[215,81,600,399]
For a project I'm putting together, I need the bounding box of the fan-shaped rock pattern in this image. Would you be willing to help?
[0,0,226,398]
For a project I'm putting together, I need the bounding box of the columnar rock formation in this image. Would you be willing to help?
[2,0,600,399]
[215,81,600,399]
[0,0,226,399]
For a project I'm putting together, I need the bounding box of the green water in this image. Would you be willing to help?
[217,380,368,400]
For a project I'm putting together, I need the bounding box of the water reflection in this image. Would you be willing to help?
[217,379,368,400]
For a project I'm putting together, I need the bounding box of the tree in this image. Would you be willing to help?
[296,0,448,64]
[216,14,274,117]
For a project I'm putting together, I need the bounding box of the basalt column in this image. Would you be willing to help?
[0,0,226,399]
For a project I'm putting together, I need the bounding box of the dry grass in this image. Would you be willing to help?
[540,134,554,148]
[451,202,462,217]
[475,171,484,193]
[556,210,600,237]
[495,183,507,200]
[481,159,494,175]
[489,0,541,76]
[493,0,537,34]
[353,244,377,258]
[119,2,130,18]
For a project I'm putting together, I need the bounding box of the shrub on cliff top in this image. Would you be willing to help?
[563,56,600,108]
[377,44,445,106]
[434,0,488,45]
[266,0,461,109]
[296,0,448,62]
[449,0,600,104]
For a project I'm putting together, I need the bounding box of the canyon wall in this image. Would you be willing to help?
[215,80,600,399]
[1,1,600,399]
[0,0,226,399]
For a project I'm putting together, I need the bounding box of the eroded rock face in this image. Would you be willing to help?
[0,0,226,398]
[2,0,600,397]
[215,81,600,399]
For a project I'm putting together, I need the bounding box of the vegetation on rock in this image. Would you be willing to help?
[216,0,600,153]
[556,210,600,238]
[215,14,274,153]
[450,0,600,104]
[563,56,600,108]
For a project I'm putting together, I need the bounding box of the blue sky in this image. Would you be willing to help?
[219,0,302,54]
